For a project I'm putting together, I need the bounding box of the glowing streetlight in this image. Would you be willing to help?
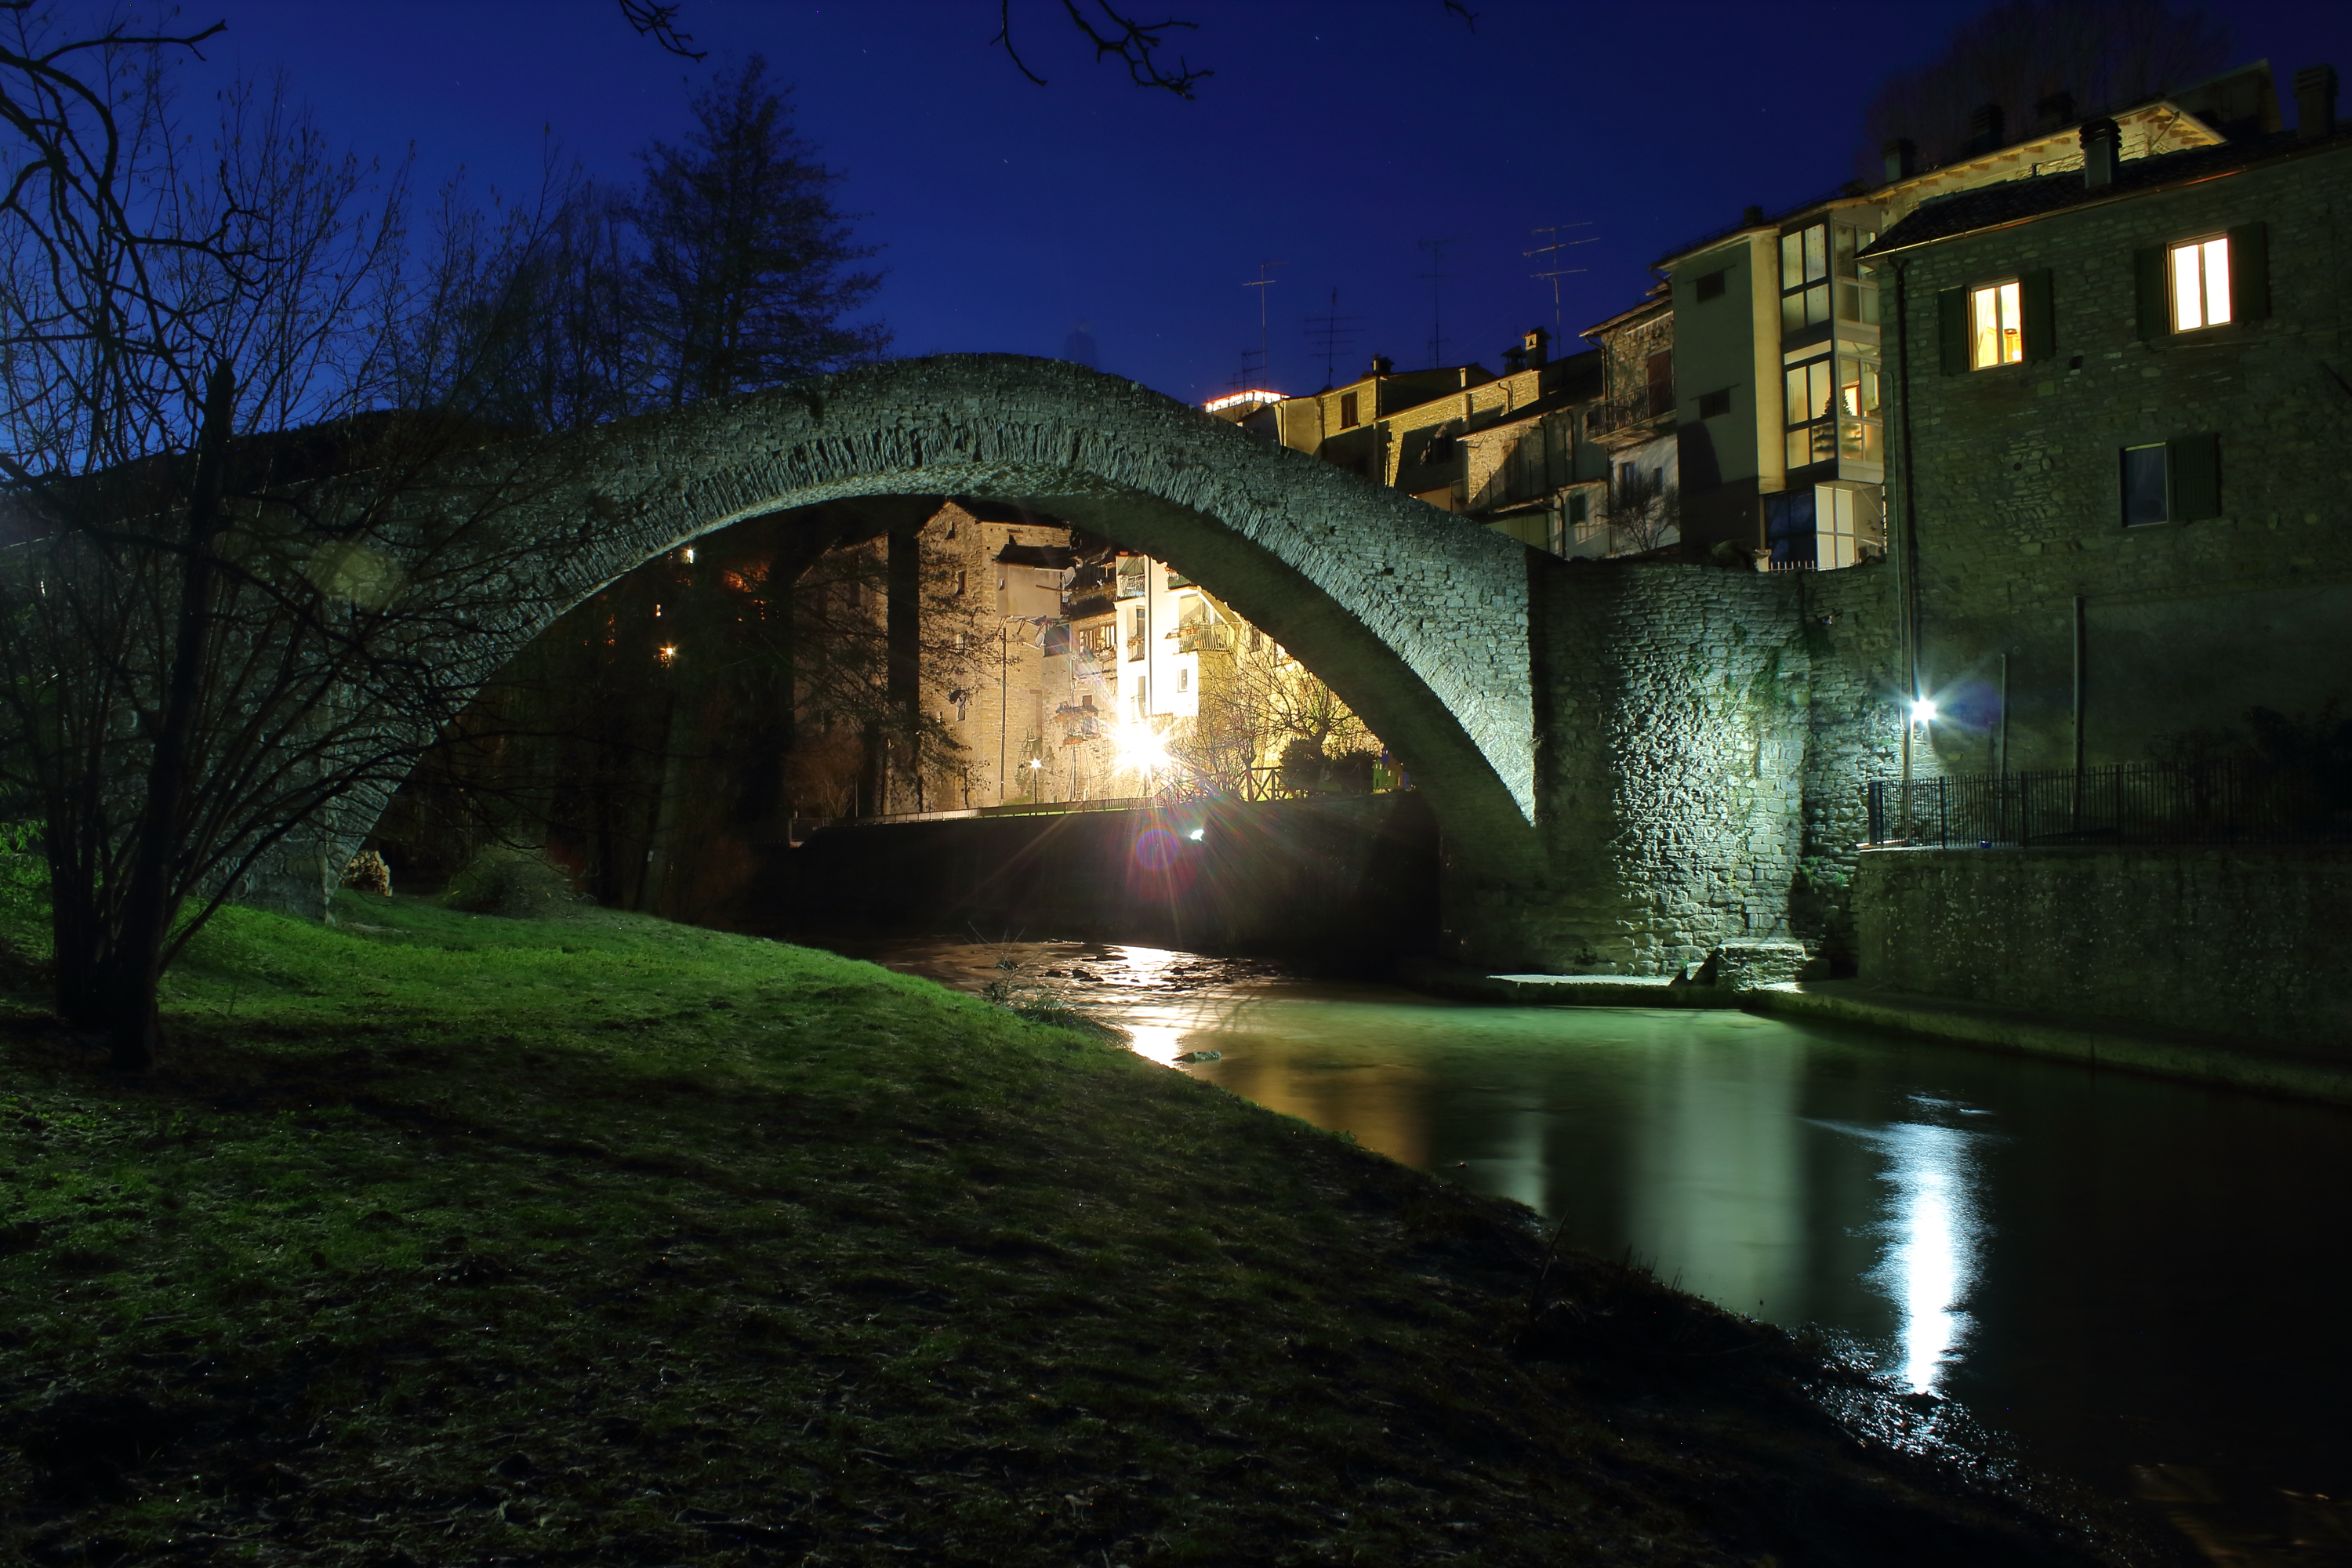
[1114,720,1170,774]
[1911,698,1937,725]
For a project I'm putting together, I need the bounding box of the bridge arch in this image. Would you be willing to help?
[418,354,1541,862]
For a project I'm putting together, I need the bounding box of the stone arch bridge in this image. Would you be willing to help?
[306,354,1897,973]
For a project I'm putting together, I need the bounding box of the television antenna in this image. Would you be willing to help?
[1416,237,1461,367]
[1240,258,1289,391]
[1301,285,1363,390]
[1525,222,1597,339]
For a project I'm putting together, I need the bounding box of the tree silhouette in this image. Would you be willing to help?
[633,56,888,408]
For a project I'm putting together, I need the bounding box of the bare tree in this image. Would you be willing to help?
[0,13,597,1069]
[1858,0,2230,177]
[618,2,1476,100]
[1175,630,1380,797]
[1606,466,1679,555]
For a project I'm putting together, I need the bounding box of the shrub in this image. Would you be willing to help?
[439,847,585,919]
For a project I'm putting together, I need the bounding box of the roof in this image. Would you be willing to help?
[1864,122,2352,257]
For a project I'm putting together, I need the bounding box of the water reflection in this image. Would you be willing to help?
[1817,1103,1988,1393]
[1627,1035,1803,1322]
[824,933,2352,1549]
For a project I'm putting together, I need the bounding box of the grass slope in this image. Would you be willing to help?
[0,894,2181,1566]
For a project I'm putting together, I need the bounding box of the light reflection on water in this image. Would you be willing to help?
[1814,1106,1988,1394]
[831,935,2352,1539]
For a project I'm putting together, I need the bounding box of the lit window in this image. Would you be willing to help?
[1779,223,1830,330]
[2170,236,2232,331]
[1969,280,2024,368]
[1784,353,1835,469]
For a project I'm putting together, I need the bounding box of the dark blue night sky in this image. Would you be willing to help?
[182,0,2350,404]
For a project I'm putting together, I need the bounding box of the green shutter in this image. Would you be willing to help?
[2228,222,2270,319]
[2134,246,2168,339]
[2168,434,2220,519]
[1937,288,1968,373]
[2020,269,2056,360]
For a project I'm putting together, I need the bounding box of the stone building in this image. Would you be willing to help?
[1641,63,2261,571]
[1217,343,1612,557]
[1864,64,2352,774]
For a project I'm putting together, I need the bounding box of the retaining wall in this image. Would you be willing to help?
[1854,844,2352,1054]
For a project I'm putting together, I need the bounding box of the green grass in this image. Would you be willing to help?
[0,893,2182,1566]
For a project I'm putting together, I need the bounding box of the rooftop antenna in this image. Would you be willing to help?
[1416,237,1461,366]
[1241,258,1289,390]
[1301,285,1363,390]
[1525,223,1596,340]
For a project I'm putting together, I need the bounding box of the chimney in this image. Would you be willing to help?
[2033,90,2076,133]
[2296,64,2338,140]
[1523,326,1550,368]
[1882,137,1917,181]
[1966,101,2006,154]
[2081,117,2119,189]
[1741,204,1765,227]
[1369,354,1393,378]
[1502,344,1528,374]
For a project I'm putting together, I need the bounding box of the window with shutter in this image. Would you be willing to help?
[2227,223,2270,319]
[1968,279,2026,368]
[2169,434,2221,519]
[2119,436,2221,524]
[1937,288,1969,374]
[2133,247,2168,340]
[2169,236,2232,329]
[2020,270,2055,360]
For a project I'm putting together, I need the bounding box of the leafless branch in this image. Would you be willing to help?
[616,0,706,60]
[994,0,1209,98]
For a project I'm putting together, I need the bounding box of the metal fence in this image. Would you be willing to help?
[1864,758,2352,848]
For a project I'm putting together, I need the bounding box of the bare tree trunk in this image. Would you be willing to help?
[103,364,235,1072]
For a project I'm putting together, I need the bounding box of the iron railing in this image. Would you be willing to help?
[1864,758,2352,848]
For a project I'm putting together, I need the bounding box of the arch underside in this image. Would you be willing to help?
[514,357,1541,847]
[265,358,1541,916]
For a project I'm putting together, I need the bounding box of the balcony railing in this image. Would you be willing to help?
[1174,622,1233,655]
[1864,758,2352,848]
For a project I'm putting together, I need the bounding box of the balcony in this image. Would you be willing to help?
[1588,390,1674,451]
[1175,622,1233,655]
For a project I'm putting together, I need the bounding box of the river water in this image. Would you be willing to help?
[830,935,2352,1562]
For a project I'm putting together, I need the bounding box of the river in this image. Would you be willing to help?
[826,935,2352,1563]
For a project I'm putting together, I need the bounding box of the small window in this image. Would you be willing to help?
[2122,435,2221,525]
[1339,391,1359,428]
[2170,235,2231,331]
[1645,350,1673,416]
[1695,270,1727,301]
[1566,491,1588,525]
[1178,667,1189,693]
[1970,279,2024,368]
[955,568,967,596]
[1697,387,1731,419]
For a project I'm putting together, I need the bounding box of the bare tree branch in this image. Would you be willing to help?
[616,0,706,60]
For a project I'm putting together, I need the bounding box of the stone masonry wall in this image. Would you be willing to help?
[1886,139,2352,775]
[1856,845,2352,1054]
[1441,552,1899,975]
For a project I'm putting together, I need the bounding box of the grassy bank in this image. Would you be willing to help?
[0,895,2180,1566]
